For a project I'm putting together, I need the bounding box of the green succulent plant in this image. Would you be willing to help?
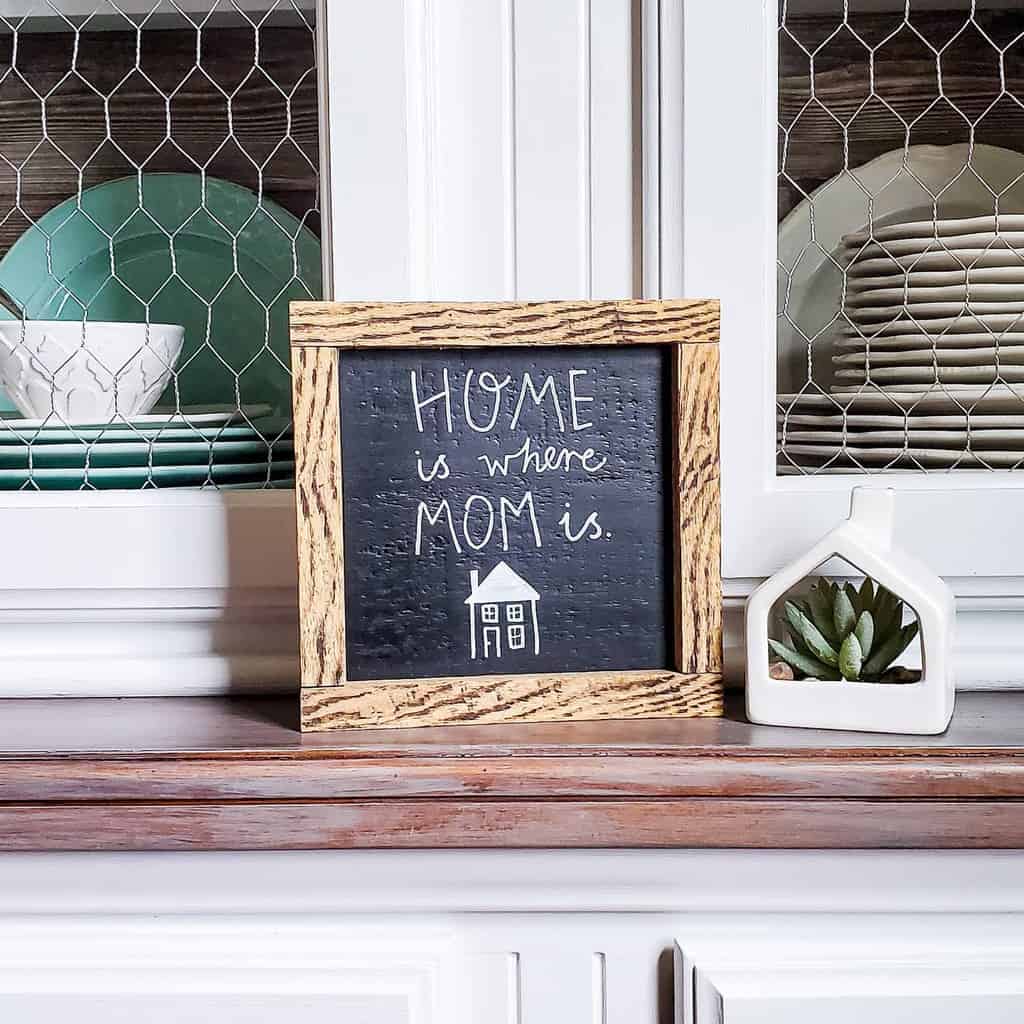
[768,577,919,682]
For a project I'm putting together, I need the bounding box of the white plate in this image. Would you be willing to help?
[845,248,1024,278]
[834,346,1024,368]
[844,232,1024,259]
[779,387,1024,412]
[845,302,1024,322]
[779,443,1024,468]
[846,283,1024,305]
[838,315,1024,336]
[839,335,1024,356]
[779,411,1024,429]
[779,427,1024,447]
[836,366,1024,384]
[778,144,1024,393]
[844,214,1024,246]
[849,267,1024,290]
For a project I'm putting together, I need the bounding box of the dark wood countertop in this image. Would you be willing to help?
[1,692,1022,850]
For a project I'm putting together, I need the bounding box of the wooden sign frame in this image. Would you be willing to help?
[290,300,723,732]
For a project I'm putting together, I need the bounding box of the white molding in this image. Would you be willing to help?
[672,2,1024,582]
[0,917,453,1023]
[678,924,1024,1023]
[0,491,298,696]
[4,850,1024,915]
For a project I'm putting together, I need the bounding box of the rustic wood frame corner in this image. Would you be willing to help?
[290,300,723,732]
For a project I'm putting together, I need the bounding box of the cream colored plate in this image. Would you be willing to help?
[780,386,1024,412]
[846,233,1024,259]
[845,302,1024,322]
[834,347,1024,368]
[845,249,1024,277]
[780,443,1024,468]
[838,315,1024,335]
[846,283,1024,306]
[777,144,1024,394]
[844,214,1024,246]
[835,332,1024,351]
[849,266,1024,289]
[779,427,1024,447]
[779,411,1024,429]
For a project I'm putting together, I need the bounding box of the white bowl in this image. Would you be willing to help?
[0,321,184,423]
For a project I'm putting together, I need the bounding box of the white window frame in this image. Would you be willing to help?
[482,604,499,624]
[506,603,524,623]
[507,623,526,650]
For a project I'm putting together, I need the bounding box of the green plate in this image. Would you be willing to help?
[0,460,295,491]
[0,174,321,415]
[0,439,294,470]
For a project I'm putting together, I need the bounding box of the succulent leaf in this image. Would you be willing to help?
[838,633,863,680]
[873,586,903,639]
[768,639,842,681]
[863,621,920,678]
[784,601,840,667]
[833,587,857,638]
[853,610,874,659]
[858,577,874,615]
[806,585,839,645]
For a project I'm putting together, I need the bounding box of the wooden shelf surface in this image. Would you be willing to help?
[0,692,1022,850]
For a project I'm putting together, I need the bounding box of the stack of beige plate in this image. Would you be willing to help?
[779,214,1024,471]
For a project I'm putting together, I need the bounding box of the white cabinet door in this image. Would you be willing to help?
[678,925,1024,1024]
[0,920,452,1024]
[675,1,1024,585]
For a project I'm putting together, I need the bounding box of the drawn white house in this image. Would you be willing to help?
[464,561,541,660]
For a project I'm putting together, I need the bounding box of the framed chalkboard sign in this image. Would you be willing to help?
[291,300,722,731]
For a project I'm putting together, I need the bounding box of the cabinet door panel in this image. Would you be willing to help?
[0,994,406,1024]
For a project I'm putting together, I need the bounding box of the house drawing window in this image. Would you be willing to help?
[464,562,541,660]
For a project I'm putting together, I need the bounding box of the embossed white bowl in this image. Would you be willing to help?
[0,321,184,423]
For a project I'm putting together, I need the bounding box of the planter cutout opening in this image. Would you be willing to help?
[746,488,954,735]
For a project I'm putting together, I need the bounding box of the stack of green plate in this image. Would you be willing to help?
[0,406,293,490]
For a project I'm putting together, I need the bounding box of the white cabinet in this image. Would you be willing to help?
[3,850,1024,1024]
[678,920,1024,1024]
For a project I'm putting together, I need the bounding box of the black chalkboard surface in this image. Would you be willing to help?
[338,346,672,681]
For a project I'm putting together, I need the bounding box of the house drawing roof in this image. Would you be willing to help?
[464,561,540,605]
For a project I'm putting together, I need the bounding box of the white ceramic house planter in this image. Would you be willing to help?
[746,488,955,735]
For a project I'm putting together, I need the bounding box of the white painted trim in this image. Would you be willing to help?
[671,1,1024,583]
[678,923,1024,1023]
[4,850,1024,915]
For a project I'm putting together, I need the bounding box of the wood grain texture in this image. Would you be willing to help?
[1,694,1024,848]
[290,299,722,731]
[290,300,720,348]
[673,343,722,674]
[4,799,1024,852]
[301,671,725,732]
[778,12,1024,218]
[0,26,320,256]
[291,345,345,687]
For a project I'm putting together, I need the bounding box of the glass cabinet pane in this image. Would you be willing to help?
[0,1,322,490]
[777,1,1024,475]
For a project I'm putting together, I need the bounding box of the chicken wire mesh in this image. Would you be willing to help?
[0,0,321,489]
[777,0,1024,474]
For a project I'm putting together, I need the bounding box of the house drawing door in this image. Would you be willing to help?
[483,627,501,659]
